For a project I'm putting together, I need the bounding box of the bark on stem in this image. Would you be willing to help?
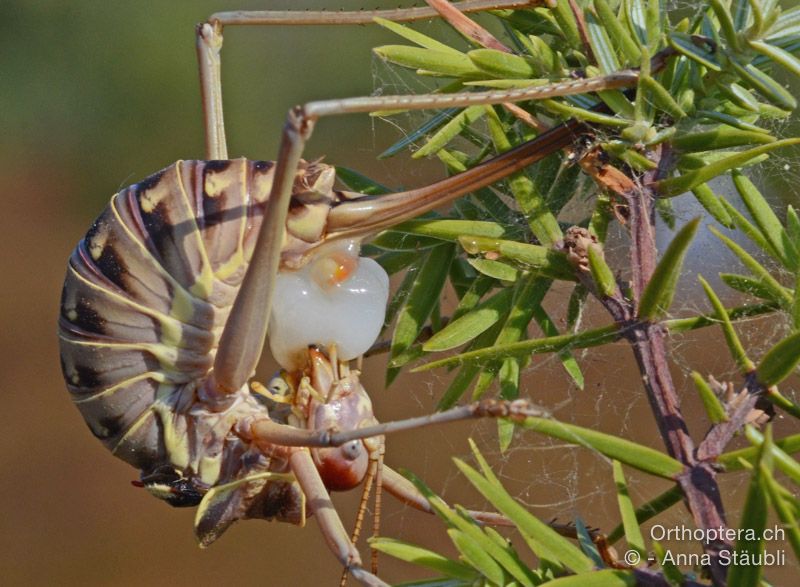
[595,147,733,585]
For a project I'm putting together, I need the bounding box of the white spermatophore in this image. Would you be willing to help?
[268,241,390,370]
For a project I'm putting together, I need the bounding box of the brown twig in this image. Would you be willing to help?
[425,0,512,52]
[582,143,733,585]
[567,0,595,64]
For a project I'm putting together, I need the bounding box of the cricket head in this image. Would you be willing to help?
[305,347,380,492]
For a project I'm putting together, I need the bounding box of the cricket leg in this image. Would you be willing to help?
[289,448,388,587]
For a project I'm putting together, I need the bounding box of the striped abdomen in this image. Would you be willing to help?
[58,157,388,540]
[59,159,276,477]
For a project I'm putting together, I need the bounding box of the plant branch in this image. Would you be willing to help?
[586,144,733,585]
[697,372,771,461]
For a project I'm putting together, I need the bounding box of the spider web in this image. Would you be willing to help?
[365,50,636,551]
[362,33,799,578]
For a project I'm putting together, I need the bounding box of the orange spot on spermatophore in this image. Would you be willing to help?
[313,252,358,288]
[332,258,355,284]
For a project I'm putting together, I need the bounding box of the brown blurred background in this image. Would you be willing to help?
[1,1,797,586]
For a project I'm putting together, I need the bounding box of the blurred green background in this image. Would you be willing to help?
[1,2,797,586]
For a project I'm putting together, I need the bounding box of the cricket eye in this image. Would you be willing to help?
[267,373,291,397]
[268,242,389,370]
[341,440,362,461]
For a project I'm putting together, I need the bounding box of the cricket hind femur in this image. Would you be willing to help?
[268,240,390,370]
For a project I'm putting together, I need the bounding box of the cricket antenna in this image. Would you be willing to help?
[372,448,385,574]
[340,447,381,587]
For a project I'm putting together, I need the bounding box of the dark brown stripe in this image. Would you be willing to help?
[203,160,231,173]
[72,363,103,389]
[91,412,128,440]
[85,238,127,290]
[135,169,165,195]
[63,295,107,335]
[138,200,173,262]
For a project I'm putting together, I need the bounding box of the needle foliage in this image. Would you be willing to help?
[337,1,800,585]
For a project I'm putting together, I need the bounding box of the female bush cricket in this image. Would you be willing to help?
[58,2,639,585]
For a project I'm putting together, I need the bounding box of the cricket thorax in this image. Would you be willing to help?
[302,348,380,491]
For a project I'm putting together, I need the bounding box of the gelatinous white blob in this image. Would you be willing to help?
[268,243,390,370]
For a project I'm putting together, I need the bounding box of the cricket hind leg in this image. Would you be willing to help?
[380,464,513,527]
[196,22,227,160]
